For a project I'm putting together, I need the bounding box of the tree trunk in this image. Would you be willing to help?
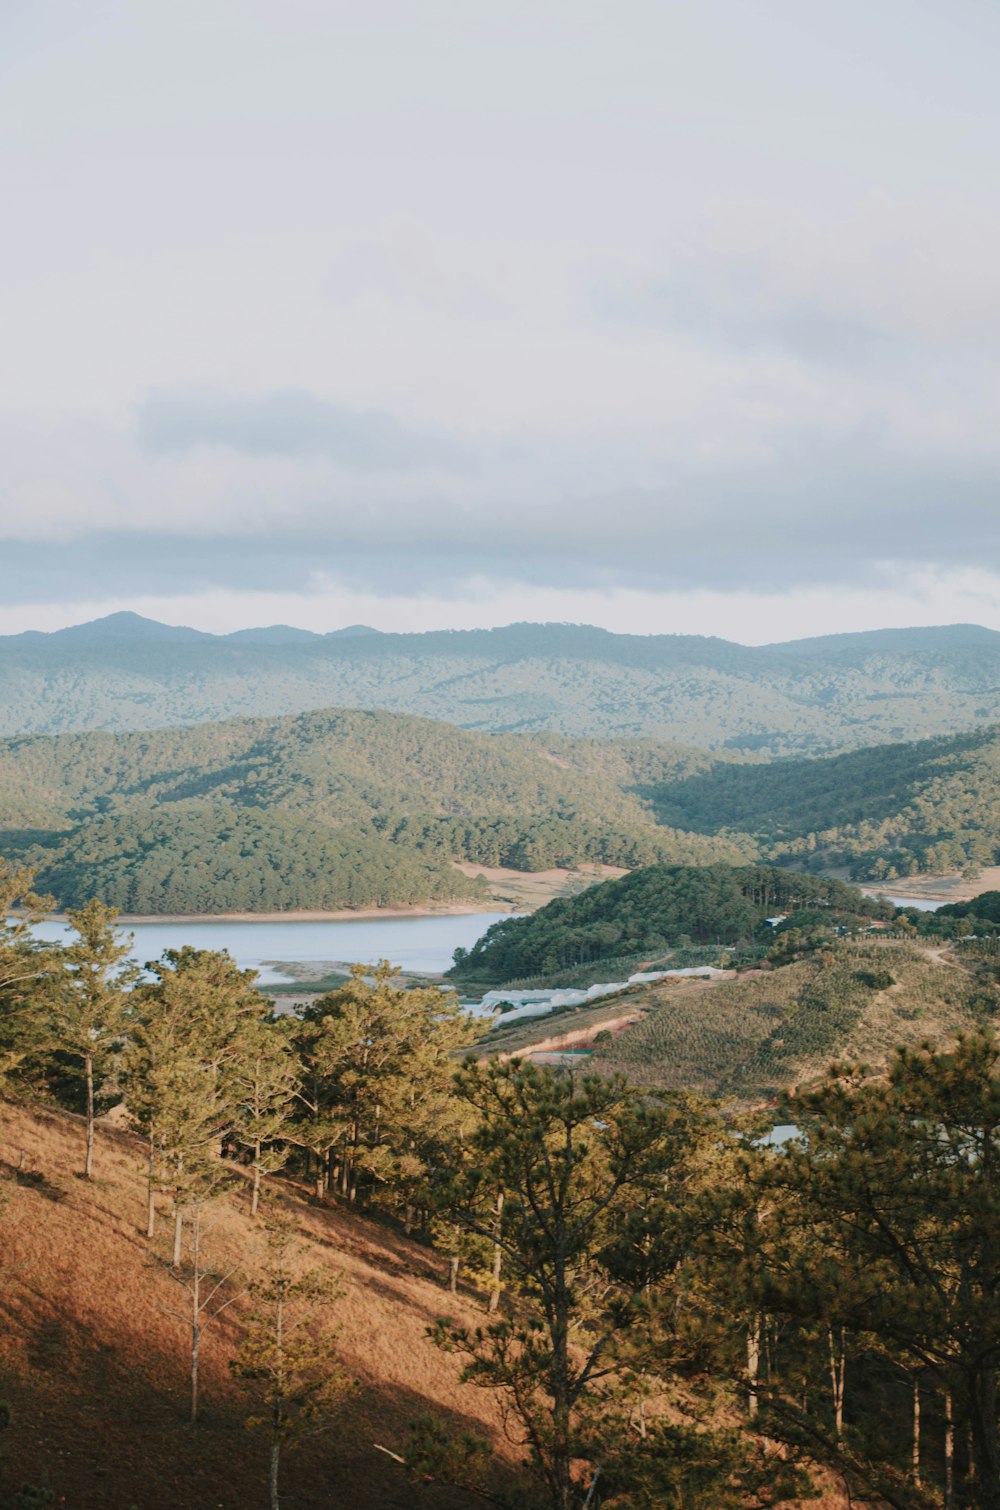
[449,1255,459,1294]
[190,1215,201,1424]
[967,1367,1000,1510]
[488,1188,504,1314]
[349,1118,360,1201]
[827,1325,845,1442]
[173,1207,184,1268]
[270,1439,281,1510]
[746,1315,761,1420]
[550,1308,573,1510]
[191,1318,200,1424]
[912,1375,921,1484]
[544,1227,574,1510]
[251,1142,262,1216]
[945,1388,955,1510]
[146,1138,156,1239]
[84,1052,95,1180]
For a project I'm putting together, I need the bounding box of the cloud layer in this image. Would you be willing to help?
[2,1,1000,619]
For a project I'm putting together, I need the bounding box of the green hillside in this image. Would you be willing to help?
[0,708,749,912]
[8,693,1000,912]
[5,614,1000,755]
[449,863,888,983]
[651,722,1000,880]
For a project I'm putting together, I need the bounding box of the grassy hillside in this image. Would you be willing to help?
[588,939,992,1103]
[0,708,749,912]
[481,939,994,1109]
[451,863,889,983]
[5,615,1000,755]
[651,722,1000,880]
[0,1101,516,1510]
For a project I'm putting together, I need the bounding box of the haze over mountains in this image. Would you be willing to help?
[5,613,1000,755]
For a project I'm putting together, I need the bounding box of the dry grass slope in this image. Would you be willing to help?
[0,1102,516,1510]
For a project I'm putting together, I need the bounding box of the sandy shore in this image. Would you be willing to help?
[41,900,511,926]
[862,865,1000,905]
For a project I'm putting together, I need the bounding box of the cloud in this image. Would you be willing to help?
[2,359,999,607]
[136,388,470,472]
[592,222,1000,374]
[0,422,997,605]
[596,269,894,369]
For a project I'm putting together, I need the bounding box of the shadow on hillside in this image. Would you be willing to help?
[0,1159,66,1201]
[1,1282,523,1509]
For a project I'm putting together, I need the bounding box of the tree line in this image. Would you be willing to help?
[3,856,1000,1509]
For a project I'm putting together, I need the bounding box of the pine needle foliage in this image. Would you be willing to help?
[231,1197,350,1510]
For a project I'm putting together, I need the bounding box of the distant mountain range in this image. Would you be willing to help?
[4,613,1000,754]
[2,612,379,646]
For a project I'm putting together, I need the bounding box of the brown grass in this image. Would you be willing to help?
[0,1103,879,1510]
[0,1102,517,1510]
[452,862,628,913]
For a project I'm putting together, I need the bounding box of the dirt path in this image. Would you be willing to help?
[921,944,972,974]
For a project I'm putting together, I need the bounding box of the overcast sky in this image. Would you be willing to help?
[3,0,1000,642]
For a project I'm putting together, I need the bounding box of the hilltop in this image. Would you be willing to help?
[5,615,1000,755]
[650,720,1000,880]
[450,864,890,984]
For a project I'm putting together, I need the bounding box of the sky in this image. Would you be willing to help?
[3,0,1000,644]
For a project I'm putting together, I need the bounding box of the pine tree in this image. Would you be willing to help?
[229,1017,298,1215]
[291,961,477,1207]
[127,948,268,1254]
[753,1031,1000,1510]
[161,1201,246,1423]
[0,861,57,1109]
[430,1061,710,1510]
[50,899,139,1180]
[231,1197,349,1510]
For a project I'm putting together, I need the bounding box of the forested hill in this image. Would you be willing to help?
[5,613,1000,755]
[449,864,888,983]
[7,696,1000,910]
[650,721,1000,881]
[0,707,749,912]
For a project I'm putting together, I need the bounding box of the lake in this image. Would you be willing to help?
[28,912,513,984]
[866,893,942,912]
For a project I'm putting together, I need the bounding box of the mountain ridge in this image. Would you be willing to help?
[5,616,1000,754]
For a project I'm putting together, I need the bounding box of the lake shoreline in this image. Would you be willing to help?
[40,900,516,926]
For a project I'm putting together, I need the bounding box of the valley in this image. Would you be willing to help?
[5,619,1000,1510]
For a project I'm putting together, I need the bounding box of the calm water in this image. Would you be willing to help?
[29,912,513,984]
[863,893,942,912]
